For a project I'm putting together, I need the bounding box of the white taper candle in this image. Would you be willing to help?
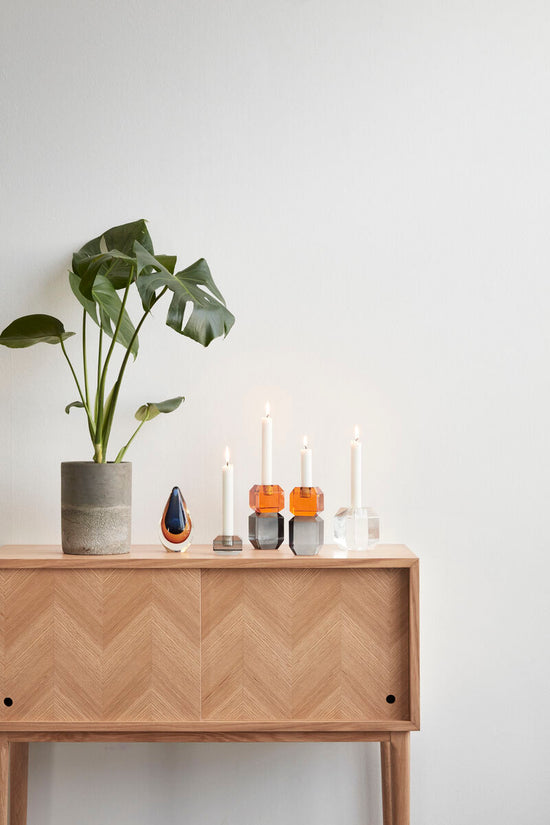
[222,447,234,535]
[261,403,273,485]
[351,426,362,509]
[300,435,313,487]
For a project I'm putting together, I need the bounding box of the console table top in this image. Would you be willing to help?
[0,543,417,568]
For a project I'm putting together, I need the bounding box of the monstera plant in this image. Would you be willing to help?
[0,219,234,555]
[0,219,234,462]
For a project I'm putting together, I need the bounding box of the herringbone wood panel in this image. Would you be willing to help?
[0,569,200,723]
[201,568,409,722]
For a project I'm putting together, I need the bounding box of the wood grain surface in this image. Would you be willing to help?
[0,738,7,825]
[0,569,201,724]
[201,568,410,723]
[390,731,410,825]
[0,545,419,825]
[8,743,28,825]
[0,548,419,732]
[4,730,390,743]
[0,544,417,568]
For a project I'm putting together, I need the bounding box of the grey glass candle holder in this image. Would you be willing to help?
[289,515,324,556]
[248,512,284,550]
[333,506,380,551]
[213,535,243,552]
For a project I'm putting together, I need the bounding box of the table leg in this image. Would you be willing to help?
[390,732,410,825]
[380,741,393,825]
[0,739,8,825]
[9,744,28,825]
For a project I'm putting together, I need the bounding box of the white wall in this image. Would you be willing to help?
[1,1,549,822]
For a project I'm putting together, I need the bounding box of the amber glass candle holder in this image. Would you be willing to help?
[249,484,285,549]
[289,486,324,556]
[289,486,324,517]
[249,484,284,513]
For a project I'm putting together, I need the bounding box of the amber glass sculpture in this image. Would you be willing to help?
[249,484,284,514]
[289,486,324,517]
[160,486,192,552]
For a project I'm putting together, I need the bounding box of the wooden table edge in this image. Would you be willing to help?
[0,543,418,568]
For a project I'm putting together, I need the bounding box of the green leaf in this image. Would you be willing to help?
[69,271,98,324]
[135,396,184,422]
[65,401,85,414]
[77,250,136,299]
[72,219,153,290]
[133,254,178,310]
[0,315,75,348]
[70,269,139,358]
[134,243,235,346]
[91,275,139,359]
[155,255,177,273]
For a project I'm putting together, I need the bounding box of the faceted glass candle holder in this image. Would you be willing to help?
[249,512,284,549]
[249,484,284,513]
[289,516,324,556]
[333,506,380,551]
[289,486,324,517]
[213,535,243,553]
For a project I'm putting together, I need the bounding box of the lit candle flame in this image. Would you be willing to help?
[303,435,309,449]
[225,446,230,465]
[265,401,271,418]
[354,425,360,441]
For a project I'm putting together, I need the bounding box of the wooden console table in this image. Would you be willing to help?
[0,544,419,824]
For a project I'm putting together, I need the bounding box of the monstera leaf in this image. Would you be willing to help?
[0,315,75,348]
[135,396,184,421]
[134,242,235,346]
[72,219,153,290]
[69,272,139,358]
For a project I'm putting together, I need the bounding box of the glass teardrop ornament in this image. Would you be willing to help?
[160,486,192,551]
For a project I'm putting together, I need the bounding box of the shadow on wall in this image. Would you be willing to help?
[29,741,382,824]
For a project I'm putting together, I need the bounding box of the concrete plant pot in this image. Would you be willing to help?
[61,462,132,555]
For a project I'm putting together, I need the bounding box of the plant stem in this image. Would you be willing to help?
[95,266,134,461]
[101,286,168,455]
[95,327,103,426]
[114,418,147,463]
[60,338,95,438]
[82,310,89,411]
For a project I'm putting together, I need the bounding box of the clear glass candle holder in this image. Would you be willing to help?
[333,506,380,551]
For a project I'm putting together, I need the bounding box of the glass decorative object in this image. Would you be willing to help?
[289,485,324,556]
[289,486,324,517]
[289,515,324,556]
[159,486,192,552]
[249,511,284,550]
[213,534,243,553]
[249,484,284,513]
[333,506,380,551]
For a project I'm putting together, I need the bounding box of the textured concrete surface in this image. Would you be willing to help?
[61,463,131,554]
